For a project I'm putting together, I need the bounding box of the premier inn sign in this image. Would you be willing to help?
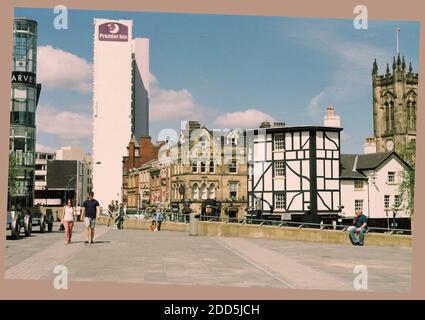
[11,71,36,86]
[98,22,129,42]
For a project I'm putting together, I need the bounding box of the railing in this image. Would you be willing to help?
[167,214,412,235]
[101,210,412,235]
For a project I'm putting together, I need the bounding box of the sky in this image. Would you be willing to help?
[14,8,420,154]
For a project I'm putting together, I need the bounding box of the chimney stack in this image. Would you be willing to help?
[364,137,376,154]
[323,105,341,128]
[273,122,285,128]
[259,121,271,128]
[187,120,201,132]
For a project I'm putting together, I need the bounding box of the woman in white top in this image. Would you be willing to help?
[61,199,76,244]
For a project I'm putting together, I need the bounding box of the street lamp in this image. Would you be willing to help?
[44,185,48,206]
[64,175,76,205]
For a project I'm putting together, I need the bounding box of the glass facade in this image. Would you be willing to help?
[9,18,39,208]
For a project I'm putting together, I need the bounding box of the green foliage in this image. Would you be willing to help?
[8,154,18,206]
[398,140,416,219]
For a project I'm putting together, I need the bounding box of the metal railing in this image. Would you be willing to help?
[101,210,412,236]
[166,214,412,235]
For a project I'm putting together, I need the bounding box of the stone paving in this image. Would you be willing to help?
[4,222,412,292]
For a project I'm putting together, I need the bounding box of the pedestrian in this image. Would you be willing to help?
[107,203,114,227]
[347,209,368,246]
[150,209,157,231]
[123,202,127,216]
[61,199,76,244]
[115,203,125,229]
[156,210,164,231]
[81,191,100,245]
[75,203,82,222]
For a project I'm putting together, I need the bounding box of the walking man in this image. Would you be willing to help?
[81,191,100,245]
[347,209,368,246]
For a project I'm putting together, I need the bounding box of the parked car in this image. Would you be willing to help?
[30,207,54,233]
[6,209,32,239]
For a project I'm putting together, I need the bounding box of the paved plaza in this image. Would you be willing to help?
[4,222,411,292]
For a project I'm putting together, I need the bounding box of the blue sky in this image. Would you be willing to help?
[14,8,420,154]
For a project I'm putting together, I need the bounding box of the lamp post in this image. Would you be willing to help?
[64,175,76,205]
[44,185,48,206]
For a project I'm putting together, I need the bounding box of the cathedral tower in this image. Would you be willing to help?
[372,54,418,154]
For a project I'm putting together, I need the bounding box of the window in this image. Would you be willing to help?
[228,137,236,145]
[274,161,285,177]
[229,159,237,173]
[200,183,207,200]
[274,134,285,150]
[395,195,401,207]
[192,183,199,200]
[354,180,364,190]
[384,195,390,209]
[388,172,395,183]
[275,193,285,210]
[229,183,238,200]
[208,183,216,199]
[354,200,363,212]
[209,160,215,173]
[192,161,198,173]
[201,161,206,173]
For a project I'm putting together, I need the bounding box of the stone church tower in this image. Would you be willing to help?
[372,54,418,154]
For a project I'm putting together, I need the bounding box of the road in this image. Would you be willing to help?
[4,221,411,292]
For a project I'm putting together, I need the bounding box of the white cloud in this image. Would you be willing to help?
[149,77,204,122]
[288,28,393,103]
[36,105,92,142]
[307,91,326,123]
[36,143,56,153]
[214,109,275,129]
[37,45,92,93]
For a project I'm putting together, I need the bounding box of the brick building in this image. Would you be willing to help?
[122,135,163,211]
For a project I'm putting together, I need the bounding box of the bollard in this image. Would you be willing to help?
[189,212,200,236]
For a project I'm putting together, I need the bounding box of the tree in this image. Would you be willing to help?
[398,140,415,219]
[8,154,18,209]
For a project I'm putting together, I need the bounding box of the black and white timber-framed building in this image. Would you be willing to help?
[247,124,343,223]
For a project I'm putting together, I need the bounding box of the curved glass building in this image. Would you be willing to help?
[9,17,41,208]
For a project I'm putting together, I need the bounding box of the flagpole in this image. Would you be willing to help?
[396,27,400,55]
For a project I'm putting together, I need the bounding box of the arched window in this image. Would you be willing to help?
[383,94,394,133]
[192,183,199,200]
[192,161,198,173]
[385,103,390,132]
[209,160,215,173]
[390,101,394,131]
[200,183,207,200]
[407,93,417,130]
[384,100,394,132]
[208,183,216,199]
[201,161,206,173]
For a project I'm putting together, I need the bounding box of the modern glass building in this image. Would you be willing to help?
[9,17,41,208]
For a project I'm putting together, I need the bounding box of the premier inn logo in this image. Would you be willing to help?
[11,71,36,85]
[98,22,129,42]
